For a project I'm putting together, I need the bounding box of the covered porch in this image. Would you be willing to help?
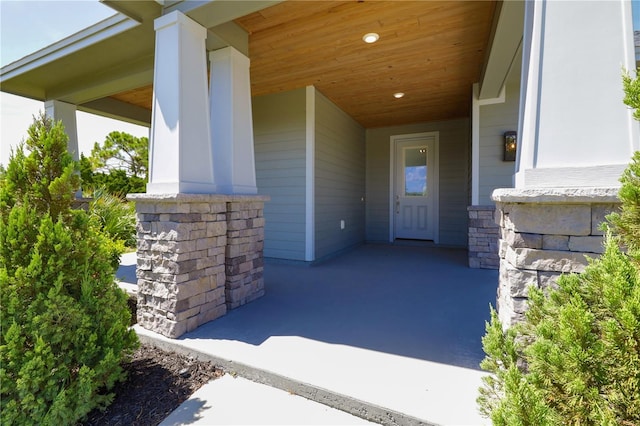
[0,0,504,262]
[121,244,498,425]
[2,0,507,339]
[4,0,636,341]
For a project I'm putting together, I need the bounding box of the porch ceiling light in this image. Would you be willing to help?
[393,92,405,99]
[363,32,379,43]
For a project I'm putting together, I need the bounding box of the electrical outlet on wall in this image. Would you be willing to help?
[340,220,345,230]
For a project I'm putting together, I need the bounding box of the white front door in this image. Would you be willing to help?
[392,134,438,241]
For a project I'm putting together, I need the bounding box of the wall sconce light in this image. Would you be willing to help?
[503,131,517,161]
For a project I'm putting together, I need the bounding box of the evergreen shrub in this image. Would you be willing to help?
[478,236,640,425]
[0,114,138,424]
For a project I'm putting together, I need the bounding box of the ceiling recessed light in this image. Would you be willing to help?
[362,33,379,43]
[393,92,405,99]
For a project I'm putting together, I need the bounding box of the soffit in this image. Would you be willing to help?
[114,1,496,128]
[2,1,496,129]
[0,1,273,115]
[236,0,497,128]
[0,15,157,104]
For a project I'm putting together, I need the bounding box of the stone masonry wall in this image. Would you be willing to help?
[492,188,620,328]
[468,205,500,269]
[225,200,266,309]
[128,194,268,338]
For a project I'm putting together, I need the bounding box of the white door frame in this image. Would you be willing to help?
[389,131,439,243]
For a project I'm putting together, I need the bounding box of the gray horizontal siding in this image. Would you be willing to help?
[253,88,307,261]
[314,90,366,260]
[478,80,519,204]
[438,121,471,246]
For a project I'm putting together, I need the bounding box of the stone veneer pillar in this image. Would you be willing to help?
[491,188,619,328]
[488,1,635,330]
[128,193,268,338]
[468,206,500,269]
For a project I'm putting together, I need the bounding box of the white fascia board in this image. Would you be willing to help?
[0,14,140,83]
[479,0,525,100]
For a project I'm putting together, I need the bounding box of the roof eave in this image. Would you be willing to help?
[0,13,141,100]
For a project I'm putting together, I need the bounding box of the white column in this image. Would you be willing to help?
[44,100,79,161]
[515,0,639,188]
[147,11,215,194]
[209,47,257,195]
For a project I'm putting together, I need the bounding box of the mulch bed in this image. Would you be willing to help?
[81,344,223,426]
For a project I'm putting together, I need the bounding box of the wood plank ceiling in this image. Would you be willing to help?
[111,0,496,129]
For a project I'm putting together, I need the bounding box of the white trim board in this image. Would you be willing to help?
[305,86,316,262]
[471,83,506,205]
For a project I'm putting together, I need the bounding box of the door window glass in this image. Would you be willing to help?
[404,147,427,196]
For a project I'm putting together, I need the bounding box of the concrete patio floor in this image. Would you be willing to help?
[123,244,498,425]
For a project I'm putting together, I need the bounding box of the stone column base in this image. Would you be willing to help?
[468,205,500,269]
[225,199,266,309]
[128,193,269,338]
[492,188,620,328]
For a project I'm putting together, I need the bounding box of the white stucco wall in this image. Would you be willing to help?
[537,1,636,168]
[517,0,639,187]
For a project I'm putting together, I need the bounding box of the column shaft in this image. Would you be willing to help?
[44,100,79,161]
[516,0,638,187]
[209,47,257,195]
[148,11,215,194]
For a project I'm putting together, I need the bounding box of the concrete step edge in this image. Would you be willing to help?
[137,332,440,426]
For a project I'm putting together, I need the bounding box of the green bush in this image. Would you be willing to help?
[608,151,640,256]
[88,187,137,250]
[611,69,640,255]
[478,235,640,425]
[0,114,138,424]
[622,68,640,121]
[478,70,640,425]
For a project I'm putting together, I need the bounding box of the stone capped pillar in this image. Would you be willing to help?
[128,193,269,338]
[209,47,257,195]
[148,11,216,194]
[131,12,269,338]
[129,194,229,338]
[492,1,637,327]
[44,100,79,161]
[468,206,500,269]
[492,188,620,328]
[225,197,267,309]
